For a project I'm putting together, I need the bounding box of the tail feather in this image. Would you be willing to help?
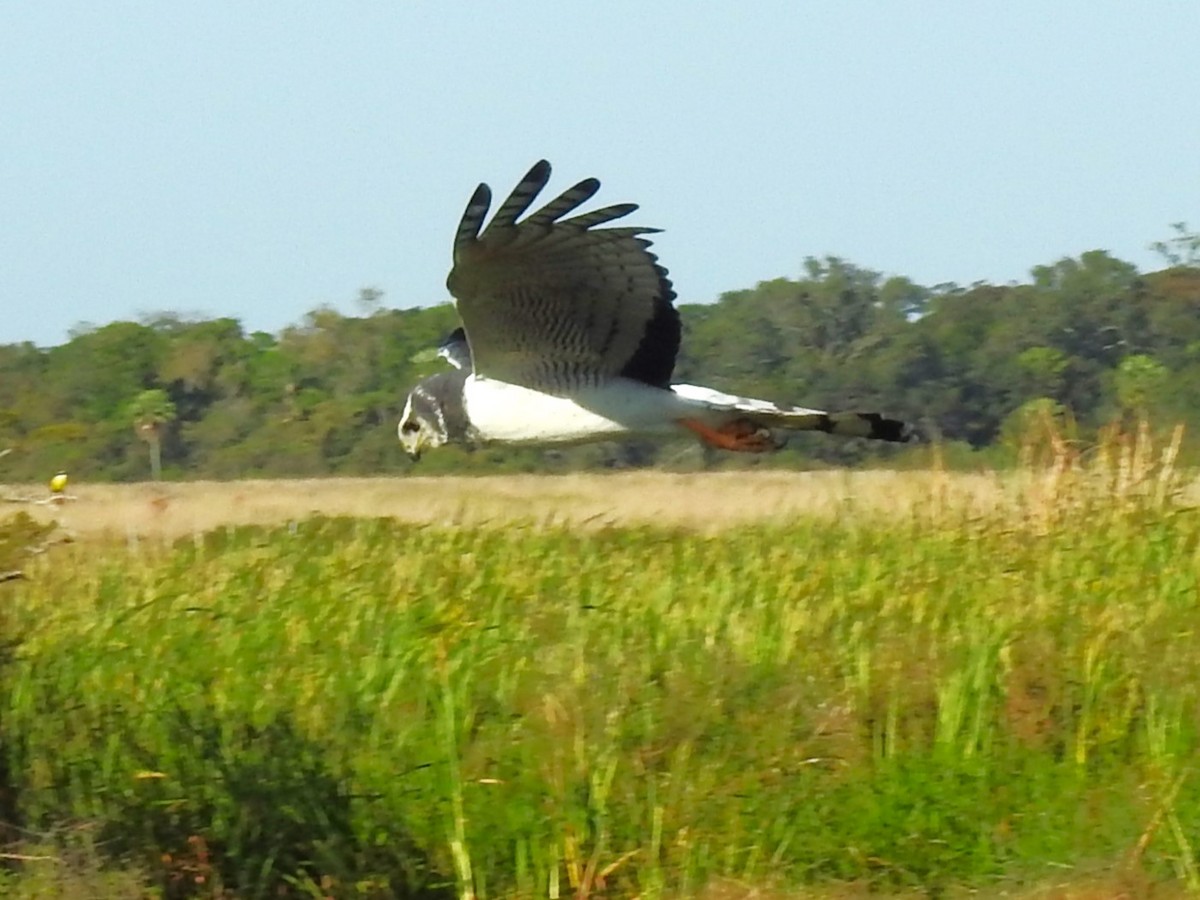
[670,383,915,445]
[765,410,914,443]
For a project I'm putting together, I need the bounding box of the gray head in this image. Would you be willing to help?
[398,369,470,460]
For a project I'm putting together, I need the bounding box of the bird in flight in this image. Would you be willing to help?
[399,160,913,460]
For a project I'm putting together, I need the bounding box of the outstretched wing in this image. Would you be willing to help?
[446,160,680,391]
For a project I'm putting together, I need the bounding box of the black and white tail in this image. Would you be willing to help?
[672,383,915,444]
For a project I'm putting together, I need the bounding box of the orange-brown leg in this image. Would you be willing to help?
[678,417,776,452]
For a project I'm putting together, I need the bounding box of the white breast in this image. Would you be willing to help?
[463,376,692,445]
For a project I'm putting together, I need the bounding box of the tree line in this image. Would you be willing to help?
[2,229,1198,482]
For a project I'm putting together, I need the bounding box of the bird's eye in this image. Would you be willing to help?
[401,420,420,435]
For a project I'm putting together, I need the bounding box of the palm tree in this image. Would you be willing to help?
[128,389,176,481]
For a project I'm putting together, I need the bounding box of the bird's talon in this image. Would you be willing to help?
[678,418,776,453]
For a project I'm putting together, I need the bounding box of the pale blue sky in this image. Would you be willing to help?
[3,2,1197,347]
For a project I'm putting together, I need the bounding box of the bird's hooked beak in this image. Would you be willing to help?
[401,433,424,462]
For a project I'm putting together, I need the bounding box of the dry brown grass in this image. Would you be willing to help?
[5,421,1196,544]
[4,470,1027,543]
[7,454,1199,544]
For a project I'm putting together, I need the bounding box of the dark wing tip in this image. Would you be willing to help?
[455,183,493,249]
[560,202,640,231]
[526,176,603,227]
[486,160,555,231]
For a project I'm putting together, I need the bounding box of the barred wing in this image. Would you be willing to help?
[446,160,680,391]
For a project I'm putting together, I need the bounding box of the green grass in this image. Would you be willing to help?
[2,494,1200,897]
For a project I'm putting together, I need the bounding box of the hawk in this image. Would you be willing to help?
[399,160,913,460]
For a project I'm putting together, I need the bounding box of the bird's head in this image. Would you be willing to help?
[398,394,442,462]
[399,373,466,461]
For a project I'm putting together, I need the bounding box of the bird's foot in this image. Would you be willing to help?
[678,417,777,453]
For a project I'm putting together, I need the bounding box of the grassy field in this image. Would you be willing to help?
[2,451,1199,897]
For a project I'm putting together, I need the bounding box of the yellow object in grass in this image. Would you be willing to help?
[49,472,68,494]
